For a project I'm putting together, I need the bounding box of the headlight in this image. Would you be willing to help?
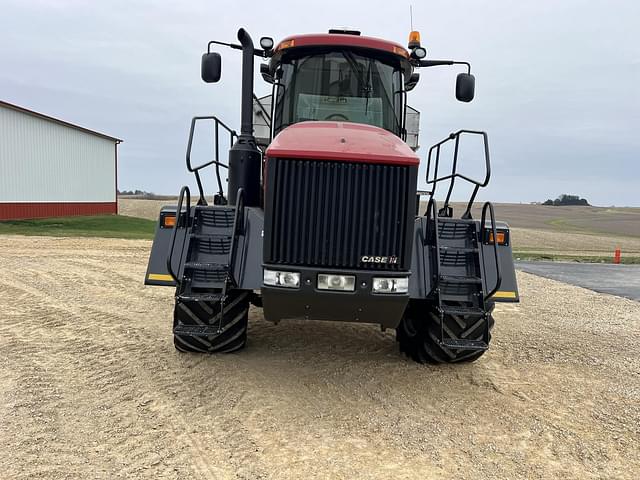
[372,277,409,294]
[317,274,355,292]
[263,269,300,288]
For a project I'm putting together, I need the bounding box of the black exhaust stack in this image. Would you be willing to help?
[228,28,261,207]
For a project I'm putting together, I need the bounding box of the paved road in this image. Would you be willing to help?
[516,261,640,301]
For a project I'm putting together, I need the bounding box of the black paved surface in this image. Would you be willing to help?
[516,261,640,302]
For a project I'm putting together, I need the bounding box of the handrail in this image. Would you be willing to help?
[425,130,491,219]
[166,186,191,283]
[186,116,237,205]
[480,201,502,300]
[424,197,441,297]
[227,187,245,286]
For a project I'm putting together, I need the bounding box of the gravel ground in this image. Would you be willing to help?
[1,235,639,479]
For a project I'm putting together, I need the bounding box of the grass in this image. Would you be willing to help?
[0,215,156,240]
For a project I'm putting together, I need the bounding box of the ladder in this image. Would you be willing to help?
[167,186,246,337]
[425,199,502,350]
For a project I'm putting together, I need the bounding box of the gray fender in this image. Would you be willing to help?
[408,217,520,302]
[144,206,265,289]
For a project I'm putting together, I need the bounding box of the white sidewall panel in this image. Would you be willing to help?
[0,105,116,203]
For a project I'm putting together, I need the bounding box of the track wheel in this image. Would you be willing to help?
[397,303,494,364]
[173,290,249,354]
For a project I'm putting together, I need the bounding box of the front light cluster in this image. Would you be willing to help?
[372,277,409,294]
[264,269,409,294]
[317,274,355,291]
[263,269,300,288]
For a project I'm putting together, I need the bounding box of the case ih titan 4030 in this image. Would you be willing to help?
[145,28,520,363]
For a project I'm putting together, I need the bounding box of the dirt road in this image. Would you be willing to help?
[1,235,639,479]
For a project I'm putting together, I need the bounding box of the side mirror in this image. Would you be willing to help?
[405,73,420,91]
[456,73,475,102]
[201,52,222,83]
[260,63,274,84]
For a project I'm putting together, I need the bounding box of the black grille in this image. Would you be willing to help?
[265,158,416,270]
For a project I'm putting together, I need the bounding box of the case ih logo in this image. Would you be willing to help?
[360,255,398,264]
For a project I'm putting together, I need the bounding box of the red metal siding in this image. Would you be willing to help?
[0,202,118,220]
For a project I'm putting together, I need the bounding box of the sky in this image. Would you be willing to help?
[2,0,639,206]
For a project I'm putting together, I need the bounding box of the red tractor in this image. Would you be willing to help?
[145,28,519,363]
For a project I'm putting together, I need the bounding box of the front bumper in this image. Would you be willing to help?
[261,266,409,328]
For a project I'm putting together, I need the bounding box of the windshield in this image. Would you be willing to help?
[273,50,403,136]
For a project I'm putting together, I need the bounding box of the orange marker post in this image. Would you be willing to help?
[614,247,621,264]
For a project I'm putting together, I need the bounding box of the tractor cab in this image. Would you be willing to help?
[253,31,421,150]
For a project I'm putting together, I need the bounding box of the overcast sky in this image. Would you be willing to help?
[2,0,639,206]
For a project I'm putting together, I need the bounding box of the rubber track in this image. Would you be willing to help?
[173,291,250,353]
[397,307,494,364]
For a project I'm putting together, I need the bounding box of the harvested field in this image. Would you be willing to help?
[119,198,640,260]
[510,228,640,258]
[118,198,172,222]
[120,198,640,237]
[454,203,640,237]
[1,235,639,479]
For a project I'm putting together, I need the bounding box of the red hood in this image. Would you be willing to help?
[265,122,419,166]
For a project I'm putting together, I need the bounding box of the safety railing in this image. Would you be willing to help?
[480,201,502,300]
[227,187,246,286]
[425,130,490,219]
[423,197,441,297]
[186,116,237,205]
[166,186,191,283]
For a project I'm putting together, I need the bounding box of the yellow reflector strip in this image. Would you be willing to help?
[492,291,517,299]
[148,273,174,282]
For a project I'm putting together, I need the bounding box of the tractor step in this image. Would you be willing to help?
[439,246,478,253]
[194,205,235,212]
[195,206,235,228]
[191,234,233,255]
[184,261,229,272]
[439,274,482,284]
[173,324,221,337]
[438,217,476,224]
[439,338,488,350]
[191,233,232,240]
[439,305,485,317]
[176,292,223,302]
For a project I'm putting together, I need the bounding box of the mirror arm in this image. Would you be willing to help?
[418,60,471,74]
[208,40,243,53]
[208,40,273,58]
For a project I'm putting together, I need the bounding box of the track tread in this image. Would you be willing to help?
[397,303,494,364]
[173,291,249,354]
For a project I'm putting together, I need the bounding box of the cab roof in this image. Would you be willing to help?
[274,33,410,60]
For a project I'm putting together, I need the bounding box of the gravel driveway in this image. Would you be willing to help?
[1,235,639,479]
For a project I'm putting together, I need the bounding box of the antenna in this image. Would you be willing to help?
[410,5,414,30]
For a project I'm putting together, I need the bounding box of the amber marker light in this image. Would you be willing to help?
[408,30,421,49]
[487,231,507,245]
[162,214,177,228]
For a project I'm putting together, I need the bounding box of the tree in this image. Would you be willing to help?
[542,194,590,206]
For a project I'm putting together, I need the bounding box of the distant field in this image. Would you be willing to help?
[455,202,640,237]
[116,199,640,263]
[417,202,640,263]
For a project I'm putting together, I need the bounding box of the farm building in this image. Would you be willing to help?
[0,100,121,220]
